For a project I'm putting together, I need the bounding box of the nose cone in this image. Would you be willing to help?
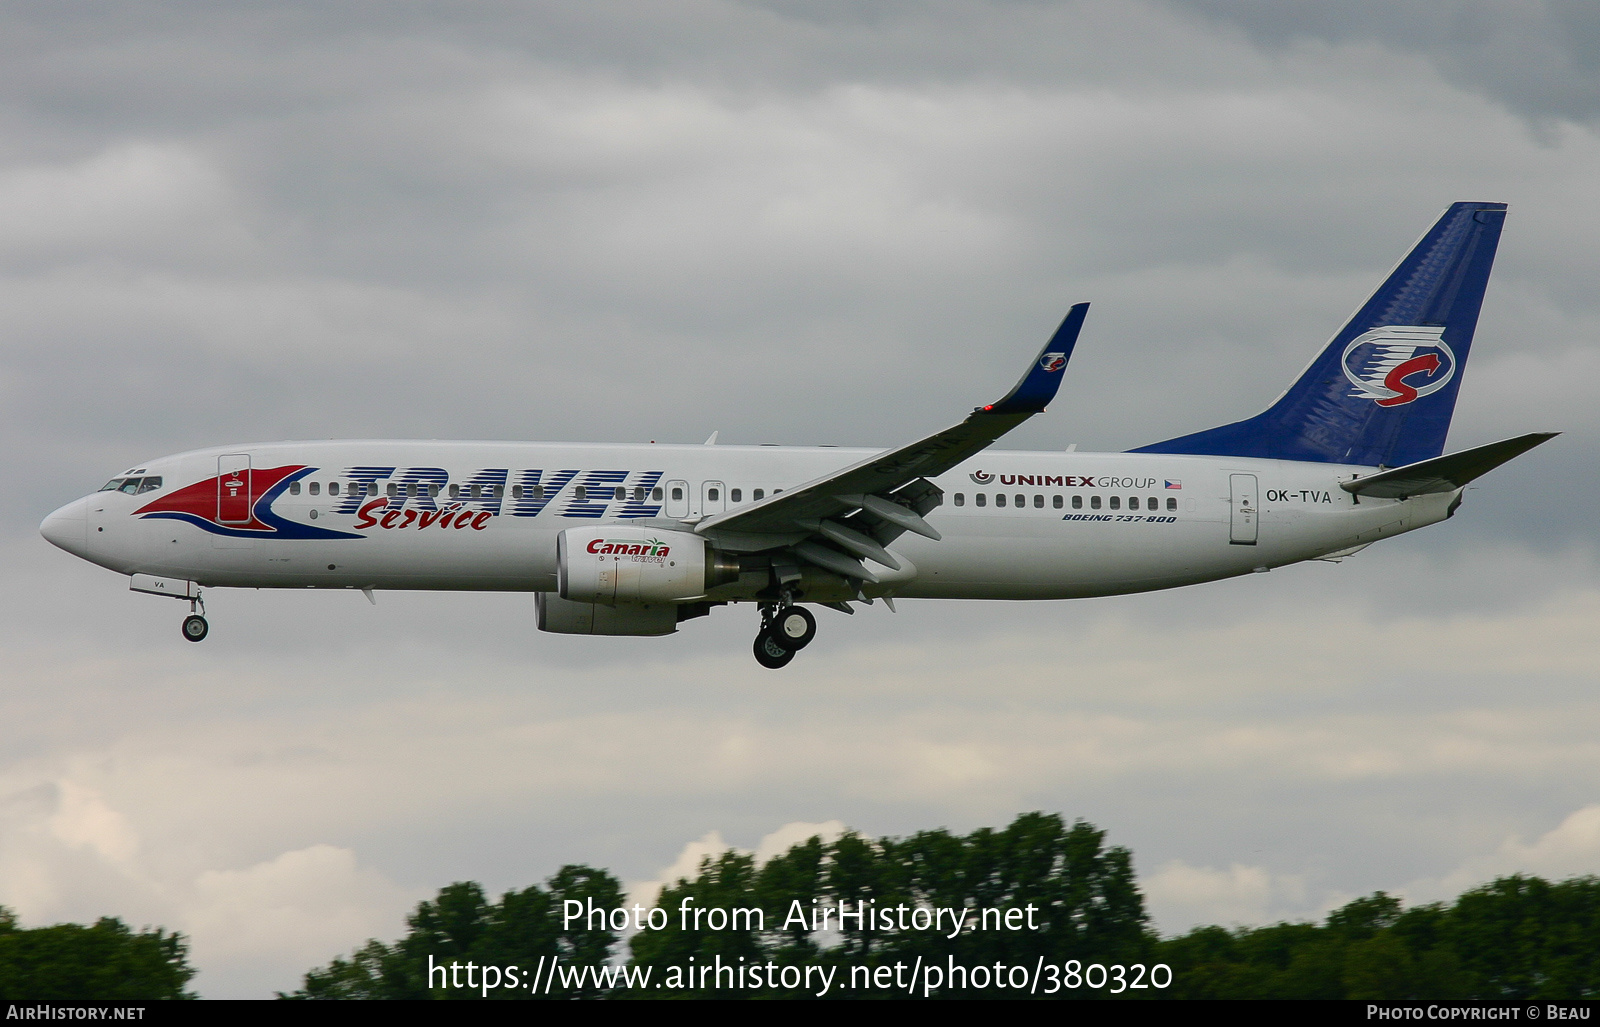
[40,496,90,559]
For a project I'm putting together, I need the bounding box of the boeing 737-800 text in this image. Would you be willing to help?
[40,202,1554,667]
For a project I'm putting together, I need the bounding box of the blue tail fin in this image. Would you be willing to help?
[1132,202,1507,467]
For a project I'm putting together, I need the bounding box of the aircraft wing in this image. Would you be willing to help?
[1340,432,1558,500]
[692,303,1089,579]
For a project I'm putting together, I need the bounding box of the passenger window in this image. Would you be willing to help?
[309,482,321,496]
[290,482,301,495]
[996,494,1006,507]
[1034,495,1044,508]
[1090,495,1101,509]
[1148,496,1157,510]
[731,489,742,503]
[614,486,625,500]
[708,488,720,502]
[1072,495,1082,509]
[652,487,663,501]
[494,485,505,498]
[976,493,987,507]
[633,487,645,501]
[408,483,419,498]
[671,487,683,501]
[1053,495,1063,509]
[330,482,341,496]
[1129,497,1139,510]
[753,489,764,500]
[449,484,460,499]
[1013,494,1023,507]
[575,486,587,501]
[1167,497,1177,511]
[532,486,545,500]
[1109,496,1120,510]
[512,485,522,499]
[954,493,965,507]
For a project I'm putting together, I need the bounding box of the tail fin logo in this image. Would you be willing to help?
[1341,326,1457,408]
[1039,353,1067,373]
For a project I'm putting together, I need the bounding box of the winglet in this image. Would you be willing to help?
[981,302,1088,415]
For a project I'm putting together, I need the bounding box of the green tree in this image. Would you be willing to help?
[0,907,195,1000]
[625,812,1154,998]
[1157,879,1600,1000]
[1444,875,1600,999]
[627,850,768,997]
[289,864,624,1000]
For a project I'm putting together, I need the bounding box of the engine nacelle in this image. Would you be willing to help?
[557,527,739,605]
[536,592,679,636]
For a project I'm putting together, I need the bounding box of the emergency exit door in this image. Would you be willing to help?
[1229,473,1258,545]
[217,454,252,523]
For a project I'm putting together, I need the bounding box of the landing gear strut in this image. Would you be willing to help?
[181,594,208,643]
[752,601,816,669]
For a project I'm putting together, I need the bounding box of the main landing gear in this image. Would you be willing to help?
[752,603,816,669]
[181,594,208,643]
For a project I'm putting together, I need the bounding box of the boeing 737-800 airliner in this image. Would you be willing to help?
[40,202,1554,667]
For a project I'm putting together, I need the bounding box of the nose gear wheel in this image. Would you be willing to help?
[180,592,208,642]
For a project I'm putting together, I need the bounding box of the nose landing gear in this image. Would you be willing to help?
[752,602,817,669]
[181,594,208,643]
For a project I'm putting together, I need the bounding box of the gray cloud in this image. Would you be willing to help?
[1172,0,1600,125]
[1,0,1596,996]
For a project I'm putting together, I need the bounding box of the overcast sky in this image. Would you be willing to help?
[2,0,1598,998]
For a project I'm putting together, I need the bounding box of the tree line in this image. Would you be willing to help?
[288,812,1600,1000]
[0,907,194,999]
[3,812,1596,999]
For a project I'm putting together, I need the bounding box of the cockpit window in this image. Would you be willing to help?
[102,476,162,494]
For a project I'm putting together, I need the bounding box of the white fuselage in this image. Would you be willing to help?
[44,440,1456,602]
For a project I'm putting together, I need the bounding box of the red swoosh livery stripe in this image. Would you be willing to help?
[135,465,305,531]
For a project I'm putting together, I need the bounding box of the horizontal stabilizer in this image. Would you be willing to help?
[1341,432,1558,499]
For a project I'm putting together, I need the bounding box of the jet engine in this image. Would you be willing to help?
[536,592,680,636]
[557,527,740,605]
